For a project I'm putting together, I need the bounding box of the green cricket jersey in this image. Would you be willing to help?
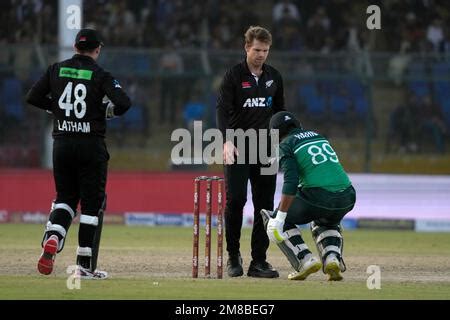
[279,128,351,195]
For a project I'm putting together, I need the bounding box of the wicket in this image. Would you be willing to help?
[192,176,224,279]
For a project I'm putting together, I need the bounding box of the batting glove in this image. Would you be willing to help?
[267,211,287,243]
[105,102,116,120]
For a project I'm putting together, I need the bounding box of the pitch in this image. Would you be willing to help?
[1,224,450,299]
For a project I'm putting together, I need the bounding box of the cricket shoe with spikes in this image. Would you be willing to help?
[38,235,59,275]
[324,254,343,281]
[288,254,322,280]
[76,266,108,280]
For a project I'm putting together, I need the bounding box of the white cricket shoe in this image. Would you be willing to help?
[324,254,343,281]
[288,254,322,280]
[76,265,108,280]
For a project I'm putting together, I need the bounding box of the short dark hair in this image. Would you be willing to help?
[244,26,272,46]
[75,46,99,55]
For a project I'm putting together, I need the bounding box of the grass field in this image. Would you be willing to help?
[1,224,450,300]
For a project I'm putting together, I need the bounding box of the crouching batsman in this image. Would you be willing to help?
[26,29,131,279]
[261,111,356,281]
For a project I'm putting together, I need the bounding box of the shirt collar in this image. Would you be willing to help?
[73,54,96,63]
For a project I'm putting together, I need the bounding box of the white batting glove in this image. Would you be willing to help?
[223,141,239,165]
[105,102,116,120]
[267,211,287,243]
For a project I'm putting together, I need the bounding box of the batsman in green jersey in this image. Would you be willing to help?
[261,111,356,281]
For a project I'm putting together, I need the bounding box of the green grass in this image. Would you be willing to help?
[1,275,449,300]
[1,224,450,300]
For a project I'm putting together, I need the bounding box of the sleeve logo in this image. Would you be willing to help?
[113,80,122,88]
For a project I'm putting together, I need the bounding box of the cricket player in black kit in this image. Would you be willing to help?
[216,26,285,278]
[26,29,131,279]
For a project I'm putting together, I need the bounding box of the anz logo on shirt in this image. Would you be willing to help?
[243,96,272,108]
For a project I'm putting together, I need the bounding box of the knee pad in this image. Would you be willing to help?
[41,202,76,253]
[311,221,346,272]
[277,228,311,272]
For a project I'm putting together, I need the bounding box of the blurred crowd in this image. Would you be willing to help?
[387,94,448,154]
[0,0,449,168]
[1,0,449,53]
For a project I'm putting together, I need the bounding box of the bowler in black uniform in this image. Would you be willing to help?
[27,29,131,279]
[216,26,285,278]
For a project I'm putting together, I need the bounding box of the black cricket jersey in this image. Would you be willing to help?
[26,54,131,137]
[216,59,285,138]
